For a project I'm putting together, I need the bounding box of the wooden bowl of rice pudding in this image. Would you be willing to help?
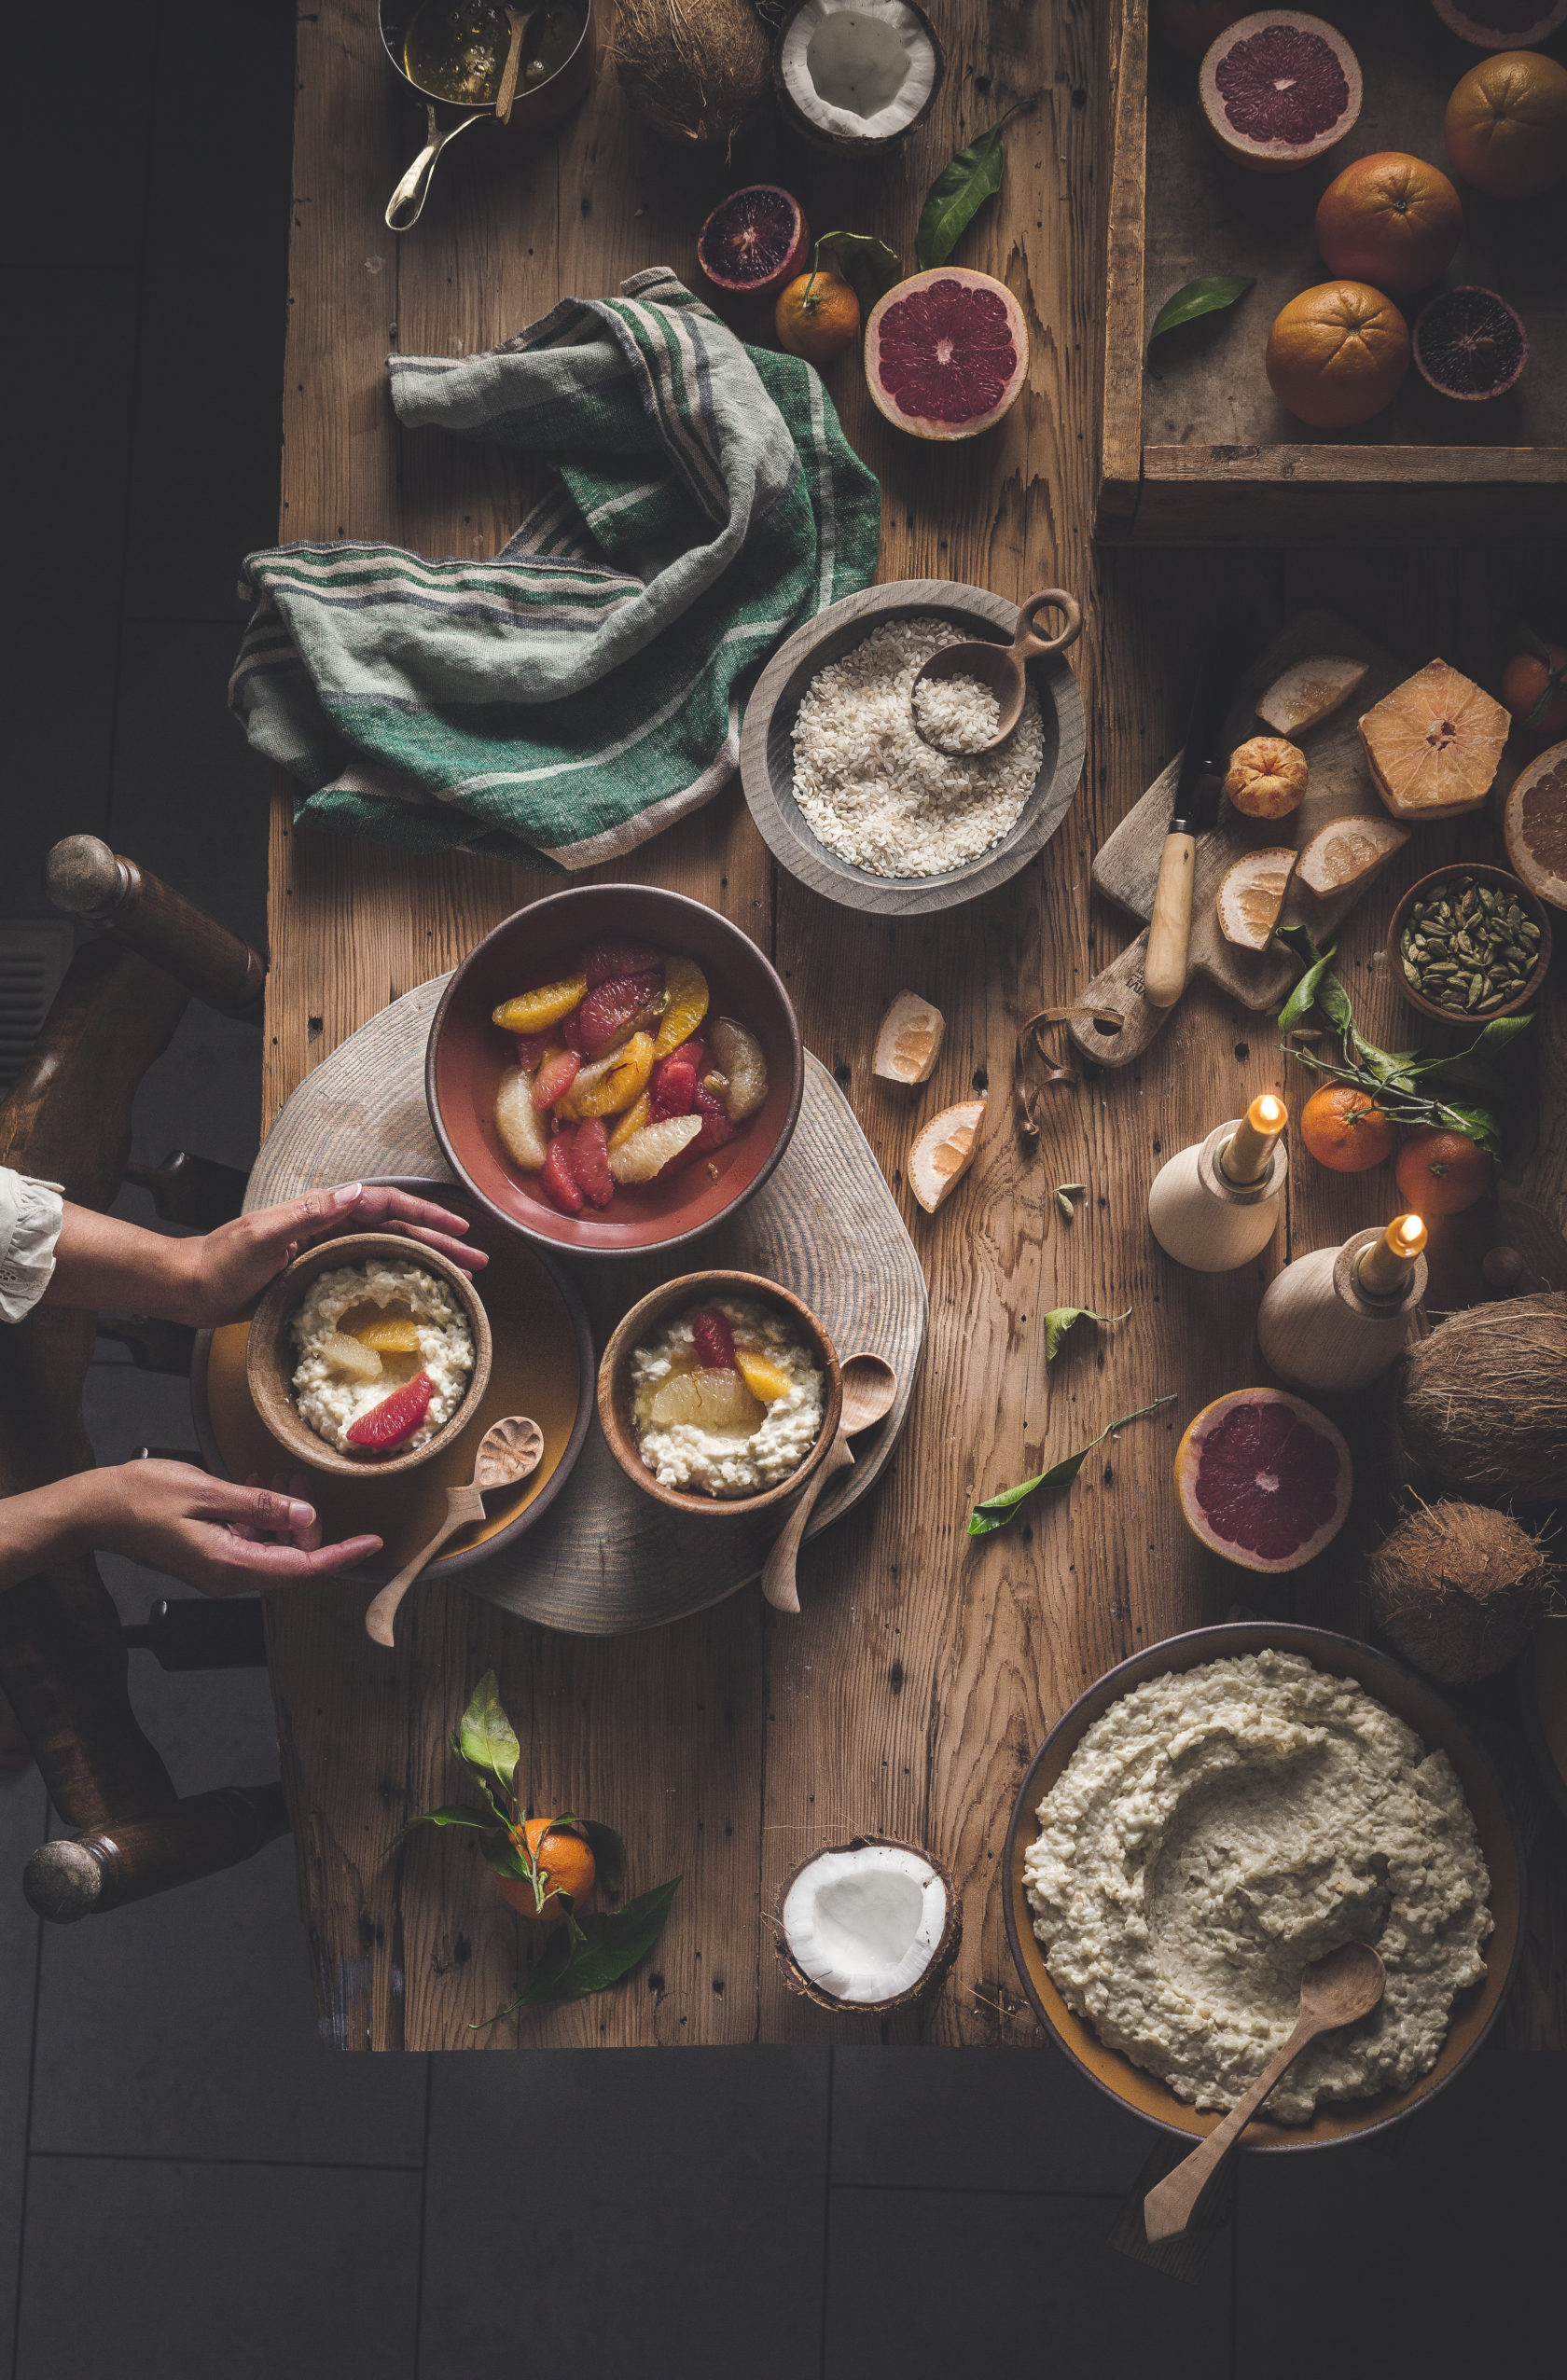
[738,578,1086,918]
[597,1271,841,1517]
[246,1232,492,1479]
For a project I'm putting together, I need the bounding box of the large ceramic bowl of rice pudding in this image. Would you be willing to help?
[739,579,1087,918]
[246,1233,492,1479]
[597,1271,842,1517]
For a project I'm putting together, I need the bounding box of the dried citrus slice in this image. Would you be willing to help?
[1294,812,1408,895]
[653,956,710,1059]
[706,1017,768,1119]
[608,1114,702,1183]
[608,1089,654,1150]
[562,1031,655,1120]
[872,990,946,1085]
[320,1331,382,1384]
[735,1349,792,1403]
[648,1368,765,1432]
[908,1099,985,1213]
[495,1064,548,1170]
[1255,654,1368,736]
[1216,847,1297,950]
[1503,739,1567,911]
[492,974,588,1035]
[357,1319,423,1355]
[1358,660,1508,821]
[1174,1388,1352,1573]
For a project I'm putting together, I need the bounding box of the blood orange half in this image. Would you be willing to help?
[864,268,1028,441]
[1175,1388,1352,1571]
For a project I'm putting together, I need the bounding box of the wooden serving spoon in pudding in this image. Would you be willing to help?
[1143,1941,1386,2244]
[761,1354,897,1616]
[909,589,1083,755]
[364,1414,543,1649]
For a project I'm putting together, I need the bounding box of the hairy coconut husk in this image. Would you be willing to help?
[611,0,770,148]
[772,1834,961,2014]
[1394,1293,1567,1501]
[1367,1498,1557,1683]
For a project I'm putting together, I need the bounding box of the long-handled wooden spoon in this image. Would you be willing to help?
[1143,1941,1386,2244]
[761,1354,897,1616]
[494,7,531,123]
[364,1414,543,1649]
[910,589,1082,754]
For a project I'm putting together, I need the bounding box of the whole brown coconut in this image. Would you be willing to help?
[612,0,770,148]
[1367,1499,1556,1682]
[1395,1293,1567,1501]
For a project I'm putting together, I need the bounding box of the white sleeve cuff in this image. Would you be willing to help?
[0,1168,65,1323]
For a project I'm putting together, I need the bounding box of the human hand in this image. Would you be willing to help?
[86,1461,382,1595]
[174,1181,486,1327]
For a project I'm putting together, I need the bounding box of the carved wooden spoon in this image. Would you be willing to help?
[494,7,530,123]
[761,1354,897,1616]
[1143,1940,1386,2244]
[364,1414,543,1649]
[910,589,1082,754]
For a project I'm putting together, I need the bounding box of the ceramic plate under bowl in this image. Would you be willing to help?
[1004,1621,1525,2152]
[192,1182,592,1586]
[739,578,1087,918]
[428,885,804,1258]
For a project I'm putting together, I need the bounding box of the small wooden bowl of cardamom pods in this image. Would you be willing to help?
[1388,863,1551,1027]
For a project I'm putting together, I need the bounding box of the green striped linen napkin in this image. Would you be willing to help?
[229,268,880,870]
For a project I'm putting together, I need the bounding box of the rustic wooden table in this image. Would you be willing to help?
[265,0,1567,2050]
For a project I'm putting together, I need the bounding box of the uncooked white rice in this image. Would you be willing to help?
[791,617,1044,879]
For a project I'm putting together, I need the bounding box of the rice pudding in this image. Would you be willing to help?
[630,1296,823,1499]
[291,1257,476,1457]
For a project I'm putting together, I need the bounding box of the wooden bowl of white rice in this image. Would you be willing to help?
[739,579,1086,917]
[246,1232,492,1479]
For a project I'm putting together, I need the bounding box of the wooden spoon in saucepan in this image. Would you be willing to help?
[910,589,1083,755]
[494,7,532,123]
[1143,1941,1386,2244]
[761,1354,897,1617]
[364,1414,543,1649]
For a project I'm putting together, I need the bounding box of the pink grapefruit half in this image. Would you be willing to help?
[864,268,1028,441]
[1174,1388,1352,1571]
[1199,11,1363,173]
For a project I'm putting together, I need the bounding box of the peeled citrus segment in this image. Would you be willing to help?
[1358,659,1508,821]
[495,1064,549,1171]
[707,1017,768,1120]
[1174,1387,1352,1573]
[1503,739,1567,910]
[908,1098,985,1213]
[562,1032,656,1120]
[609,1089,654,1150]
[608,1114,702,1183]
[357,1319,423,1355]
[1216,847,1297,950]
[653,957,710,1059]
[872,989,946,1086]
[735,1349,792,1403]
[1294,812,1408,895]
[1255,654,1368,737]
[492,975,588,1035]
[320,1331,382,1384]
[1224,735,1308,819]
[648,1367,766,1432]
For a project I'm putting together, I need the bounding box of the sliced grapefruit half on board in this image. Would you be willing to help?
[1175,1388,1352,1571]
[1504,739,1567,910]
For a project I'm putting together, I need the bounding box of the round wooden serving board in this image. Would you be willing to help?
[220,976,928,1634]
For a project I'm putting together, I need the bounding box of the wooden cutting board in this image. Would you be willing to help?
[1070,609,1408,1069]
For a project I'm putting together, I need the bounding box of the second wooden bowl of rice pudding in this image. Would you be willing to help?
[597,1271,841,1516]
[246,1232,492,1479]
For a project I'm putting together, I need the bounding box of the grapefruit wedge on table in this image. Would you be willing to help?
[1175,1389,1352,1571]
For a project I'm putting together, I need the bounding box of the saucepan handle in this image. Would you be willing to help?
[1012,588,1083,663]
[386,104,465,231]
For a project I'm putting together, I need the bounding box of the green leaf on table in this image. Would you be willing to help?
[401,1804,495,1837]
[1148,275,1255,344]
[968,1395,1175,1538]
[451,1670,520,1799]
[578,1820,629,1902]
[916,122,1007,270]
[815,231,902,311]
[1044,1306,1131,1363]
[471,1878,683,2027]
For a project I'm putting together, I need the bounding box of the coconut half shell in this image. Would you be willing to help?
[774,1834,962,2013]
[773,0,944,155]
[1367,1498,1557,1683]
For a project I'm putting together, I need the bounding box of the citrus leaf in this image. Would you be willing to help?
[577,1820,628,1901]
[969,1396,1175,1538]
[479,1833,532,1883]
[1044,1306,1131,1363]
[471,1879,683,2027]
[1148,275,1255,344]
[816,231,902,311]
[453,1670,520,1798]
[401,1804,495,1838]
[916,124,1006,270]
[1275,927,1338,1033]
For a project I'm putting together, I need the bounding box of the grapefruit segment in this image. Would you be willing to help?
[1504,739,1567,909]
[1294,813,1408,895]
[1175,1388,1352,1571]
[1199,11,1362,173]
[1358,660,1508,821]
[1216,847,1297,949]
[865,269,1028,441]
[1255,653,1368,736]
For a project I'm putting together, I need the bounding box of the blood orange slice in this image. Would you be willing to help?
[1174,1388,1352,1571]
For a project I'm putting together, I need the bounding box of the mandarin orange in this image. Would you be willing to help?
[496,1818,596,1924]
[1300,1085,1394,1172]
[1394,1128,1490,1215]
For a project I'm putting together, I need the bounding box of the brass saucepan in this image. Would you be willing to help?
[379,0,598,232]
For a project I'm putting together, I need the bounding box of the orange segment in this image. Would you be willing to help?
[735,1350,792,1403]
[562,1031,655,1120]
[653,956,710,1059]
[492,974,588,1034]
[357,1319,423,1354]
[608,1089,654,1150]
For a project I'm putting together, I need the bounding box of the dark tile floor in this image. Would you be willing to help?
[3,7,1563,2376]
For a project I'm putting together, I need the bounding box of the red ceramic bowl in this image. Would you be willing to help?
[427,885,804,1257]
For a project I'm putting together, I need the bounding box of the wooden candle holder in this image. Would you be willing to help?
[1147,1121,1286,1274]
[1256,1226,1428,1393]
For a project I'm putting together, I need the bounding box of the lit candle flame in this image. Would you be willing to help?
[1357,1212,1427,1296]
[1220,1094,1289,1187]
[1392,1213,1427,1255]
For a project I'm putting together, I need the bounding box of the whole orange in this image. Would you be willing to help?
[774,270,860,365]
[1394,1128,1490,1215]
[496,1818,596,1924]
[1300,1085,1395,1172]
[1315,153,1463,298]
[1266,282,1409,429]
[1446,50,1567,200]
[1501,643,1567,734]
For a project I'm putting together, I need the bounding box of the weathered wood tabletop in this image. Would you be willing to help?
[264,0,1567,2049]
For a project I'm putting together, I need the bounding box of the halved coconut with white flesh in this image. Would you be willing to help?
[1216,847,1297,949]
[1255,653,1368,736]
[872,989,946,1085]
[777,1836,960,2011]
[1504,739,1567,911]
[1295,812,1408,897]
[773,0,944,156]
[908,1097,984,1212]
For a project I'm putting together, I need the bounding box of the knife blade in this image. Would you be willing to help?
[1144,638,1236,1009]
